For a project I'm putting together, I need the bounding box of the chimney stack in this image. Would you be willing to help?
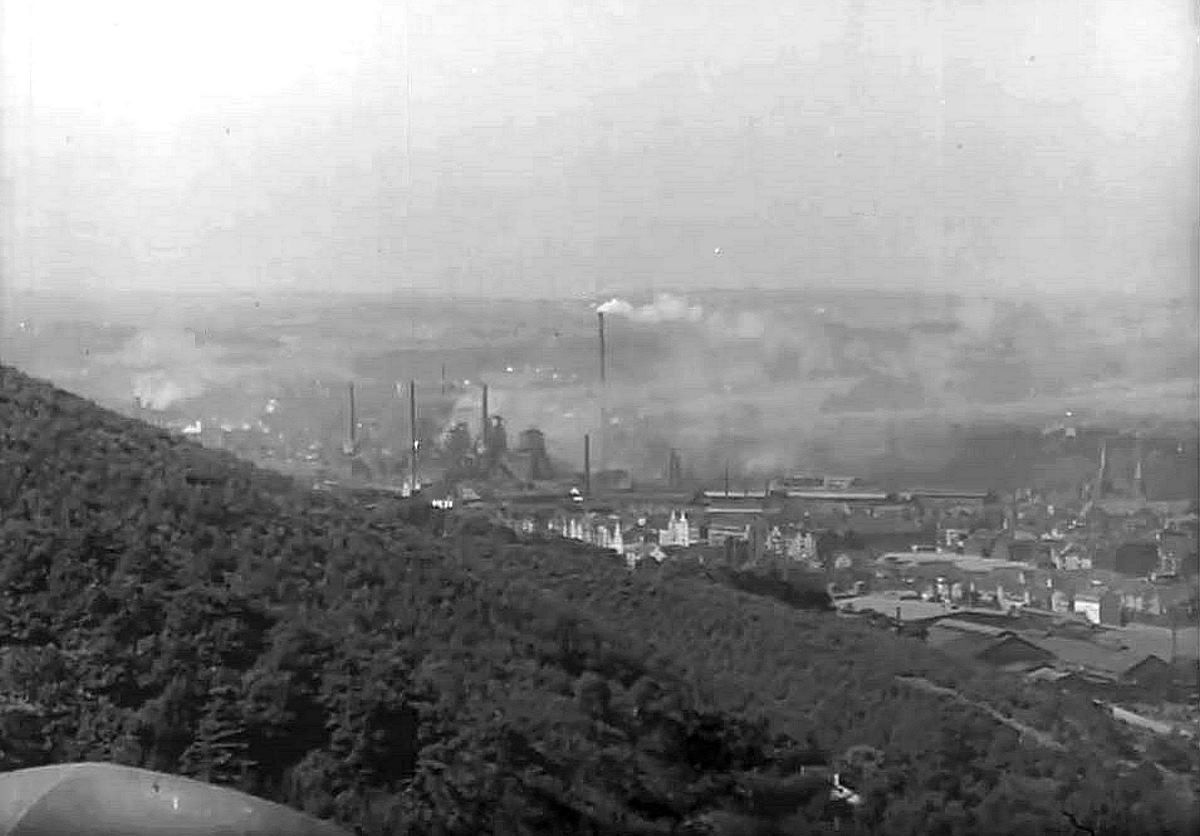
[409,380,418,491]
[596,311,608,474]
[345,382,357,454]
[584,434,591,496]
[1134,434,1146,499]
[481,383,489,445]
[597,311,606,385]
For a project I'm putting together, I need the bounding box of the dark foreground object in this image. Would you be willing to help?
[0,762,350,836]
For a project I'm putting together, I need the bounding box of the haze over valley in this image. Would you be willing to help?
[1,2,1198,835]
[2,284,1196,494]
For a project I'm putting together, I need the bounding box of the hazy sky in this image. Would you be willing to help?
[2,0,1197,299]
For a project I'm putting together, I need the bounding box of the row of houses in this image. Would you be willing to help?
[504,504,823,561]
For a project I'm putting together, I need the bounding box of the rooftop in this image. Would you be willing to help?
[839,595,979,622]
[930,618,1013,637]
[1103,622,1200,661]
[878,552,1031,573]
[1025,635,1158,677]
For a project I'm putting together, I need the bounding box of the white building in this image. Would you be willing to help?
[658,510,694,548]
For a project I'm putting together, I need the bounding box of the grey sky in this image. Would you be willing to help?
[2,0,1196,299]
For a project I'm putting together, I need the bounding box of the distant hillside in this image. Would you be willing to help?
[1,364,1196,836]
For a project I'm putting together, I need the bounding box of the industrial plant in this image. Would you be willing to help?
[312,306,675,503]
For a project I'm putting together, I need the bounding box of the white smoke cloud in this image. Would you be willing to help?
[111,325,255,411]
[132,372,205,410]
[596,297,635,316]
[597,293,705,324]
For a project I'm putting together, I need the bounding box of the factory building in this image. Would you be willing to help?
[508,428,554,482]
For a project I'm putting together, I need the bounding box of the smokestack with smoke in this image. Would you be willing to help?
[597,309,608,472]
[597,294,703,325]
[584,433,591,496]
[597,311,607,385]
[410,380,419,490]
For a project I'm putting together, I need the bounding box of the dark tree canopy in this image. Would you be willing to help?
[0,365,1195,836]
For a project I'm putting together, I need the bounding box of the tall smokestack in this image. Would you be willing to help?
[1134,434,1146,499]
[481,383,489,444]
[1098,438,1108,496]
[667,448,682,489]
[597,311,608,474]
[584,434,591,496]
[724,460,730,497]
[409,380,418,491]
[440,363,446,396]
[597,311,606,385]
[345,382,357,454]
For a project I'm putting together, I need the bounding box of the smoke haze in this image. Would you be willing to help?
[2,0,1196,303]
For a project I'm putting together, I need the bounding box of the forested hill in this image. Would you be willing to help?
[0,364,1196,836]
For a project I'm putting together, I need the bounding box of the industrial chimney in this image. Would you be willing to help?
[596,311,608,474]
[1134,433,1146,499]
[409,380,419,492]
[584,433,591,496]
[343,382,357,455]
[667,448,682,490]
[597,311,606,385]
[481,383,489,448]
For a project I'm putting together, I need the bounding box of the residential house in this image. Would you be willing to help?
[1054,541,1094,572]
[1120,655,1175,697]
[941,527,970,548]
[706,513,759,547]
[1072,590,1122,626]
[1050,588,1073,615]
[1109,579,1170,620]
[988,566,1033,610]
[1005,534,1056,568]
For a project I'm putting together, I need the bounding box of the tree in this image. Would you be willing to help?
[179,682,254,788]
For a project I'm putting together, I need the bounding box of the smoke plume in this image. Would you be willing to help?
[597,294,705,324]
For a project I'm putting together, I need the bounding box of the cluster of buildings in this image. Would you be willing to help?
[493,473,985,568]
[842,599,1198,716]
[492,458,1197,625]
[486,460,1199,718]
